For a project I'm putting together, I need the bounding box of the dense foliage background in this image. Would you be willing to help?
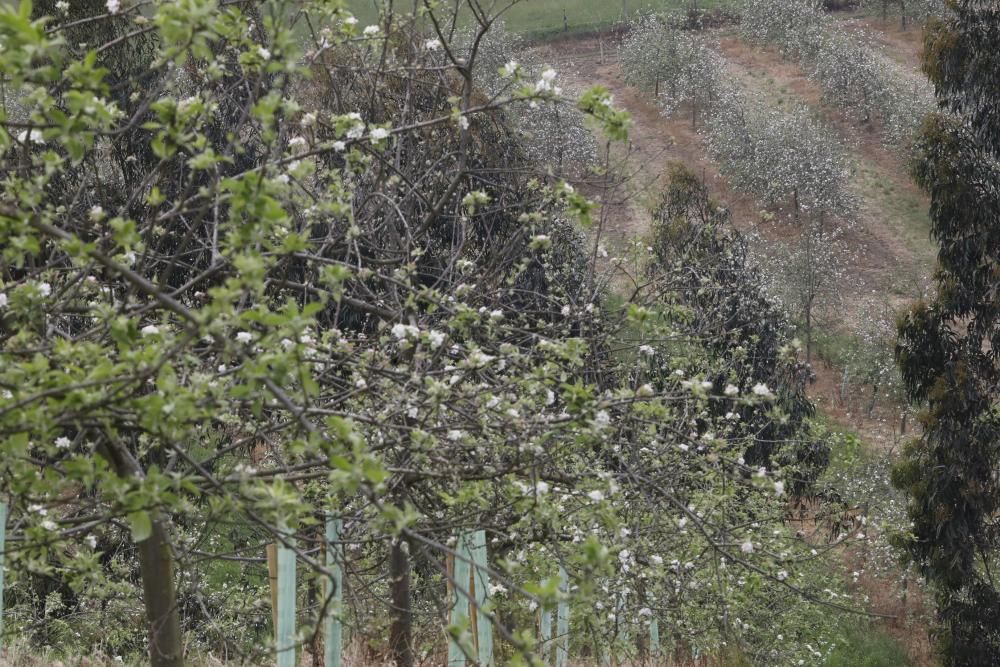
[1,0,993,666]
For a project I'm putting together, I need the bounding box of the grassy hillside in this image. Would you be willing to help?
[347,0,734,37]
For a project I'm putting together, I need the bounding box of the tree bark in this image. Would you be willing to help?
[137,515,184,667]
[98,438,184,667]
[388,538,414,667]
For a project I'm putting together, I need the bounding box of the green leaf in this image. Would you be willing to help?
[127,511,153,542]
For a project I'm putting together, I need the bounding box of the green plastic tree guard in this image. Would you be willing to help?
[650,618,660,664]
[555,565,569,667]
[540,605,552,664]
[448,534,472,666]
[0,501,6,646]
[469,530,493,666]
[325,518,343,667]
[276,528,296,667]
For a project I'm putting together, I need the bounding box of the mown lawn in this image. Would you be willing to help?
[346,0,735,38]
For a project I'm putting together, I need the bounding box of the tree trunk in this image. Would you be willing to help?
[138,516,184,667]
[805,299,813,364]
[388,538,414,667]
[99,439,183,667]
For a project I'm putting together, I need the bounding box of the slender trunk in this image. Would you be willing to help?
[805,299,812,364]
[138,516,184,667]
[100,440,183,667]
[388,538,414,667]
[309,566,322,667]
[867,384,879,418]
[901,573,909,620]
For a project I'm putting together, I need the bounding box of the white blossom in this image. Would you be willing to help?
[426,330,445,349]
[391,323,419,340]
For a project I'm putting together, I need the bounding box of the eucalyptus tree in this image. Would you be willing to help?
[892,1,1000,662]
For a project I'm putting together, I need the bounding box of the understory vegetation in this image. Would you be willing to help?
[0,0,994,666]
